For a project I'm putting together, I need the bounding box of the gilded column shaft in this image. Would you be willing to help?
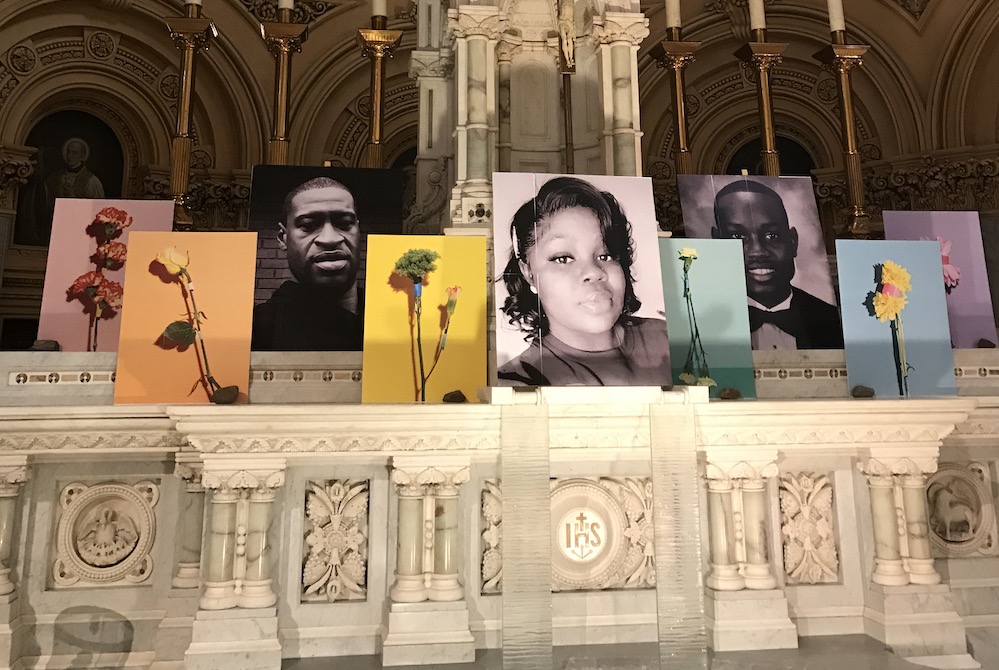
[359,21,403,168]
[653,36,700,176]
[262,15,308,166]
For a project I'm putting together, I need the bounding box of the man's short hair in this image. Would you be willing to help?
[281,177,354,224]
[713,179,789,229]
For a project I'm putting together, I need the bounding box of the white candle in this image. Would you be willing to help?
[664,0,681,29]
[185,0,202,5]
[748,0,765,31]
[371,0,387,16]
[278,0,294,9]
[827,0,845,32]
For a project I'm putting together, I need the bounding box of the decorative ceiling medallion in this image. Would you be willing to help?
[53,481,158,587]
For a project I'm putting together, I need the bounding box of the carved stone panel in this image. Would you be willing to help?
[302,480,369,602]
[927,463,997,557]
[480,477,655,594]
[53,481,159,587]
[779,472,839,584]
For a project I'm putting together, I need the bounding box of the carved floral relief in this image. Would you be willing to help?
[779,472,839,584]
[302,479,369,602]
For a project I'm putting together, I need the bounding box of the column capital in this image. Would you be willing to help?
[409,49,455,78]
[447,6,506,41]
[591,12,650,46]
[391,456,470,496]
[261,21,308,55]
[174,456,205,492]
[704,456,778,486]
[0,456,27,497]
[166,17,218,52]
[201,457,287,493]
[859,453,938,479]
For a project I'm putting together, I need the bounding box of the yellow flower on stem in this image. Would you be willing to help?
[872,291,907,322]
[677,247,698,260]
[156,246,190,275]
[880,260,911,293]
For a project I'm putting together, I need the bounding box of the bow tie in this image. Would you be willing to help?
[748,305,800,338]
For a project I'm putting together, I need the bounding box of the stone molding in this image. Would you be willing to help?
[0,456,27,497]
[408,50,454,78]
[391,456,470,497]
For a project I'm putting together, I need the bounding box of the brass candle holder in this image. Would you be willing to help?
[814,32,872,239]
[652,27,701,176]
[166,4,217,230]
[261,8,308,166]
[559,40,575,173]
[735,29,787,177]
[358,16,403,169]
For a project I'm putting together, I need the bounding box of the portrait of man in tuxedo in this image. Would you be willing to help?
[710,179,843,350]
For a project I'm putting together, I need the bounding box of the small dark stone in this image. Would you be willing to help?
[210,385,240,405]
[851,385,875,398]
[977,338,996,348]
[718,387,742,400]
[29,339,60,351]
[442,389,468,403]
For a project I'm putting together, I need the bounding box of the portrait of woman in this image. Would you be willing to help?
[493,174,671,387]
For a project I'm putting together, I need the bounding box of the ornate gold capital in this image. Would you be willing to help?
[166,17,218,52]
[261,21,308,56]
[358,29,404,59]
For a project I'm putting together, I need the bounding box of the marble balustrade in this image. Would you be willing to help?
[0,388,993,668]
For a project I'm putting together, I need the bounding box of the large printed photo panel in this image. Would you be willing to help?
[678,175,843,351]
[836,240,956,398]
[660,238,755,398]
[248,165,405,352]
[114,232,257,404]
[38,199,174,352]
[361,235,487,403]
[884,210,996,348]
[493,173,671,386]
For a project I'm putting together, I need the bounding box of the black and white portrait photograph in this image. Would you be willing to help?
[248,165,404,352]
[492,172,671,387]
[678,174,843,351]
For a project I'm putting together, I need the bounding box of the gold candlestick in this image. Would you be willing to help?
[358,16,403,169]
[166,4,217,230]
[735,30,787,177]
[261,9,308,166]
[652,27,701,176]
[815,32,872,239]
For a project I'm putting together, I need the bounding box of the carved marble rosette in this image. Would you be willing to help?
[390,457,469,603]
[199,459,286,610]
[53,480,159,587]
[859,453,941,586]
[480,477,656,594]
[172,457,206,589]
[779,472,839,584]
[703,458,780,591]
[302,479,369,602]
[0,459,27,595]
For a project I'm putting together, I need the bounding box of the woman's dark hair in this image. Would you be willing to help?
[500,176,641,341]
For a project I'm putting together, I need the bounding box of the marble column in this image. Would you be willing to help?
[496,40,517,173]
[899,473,940,585]
[705,479,744,591]
[389,469,430,603]
[864,472,909,586]
[407,51,455,233]
[200,489,239,610]
[593,13,649,176]
[428,466,469,602]
[173,461,206,589]
[447,5,504,227]
[0,147,36,300]
[741,478,778,590]
[238,487,279,608]
[0,463,27,596]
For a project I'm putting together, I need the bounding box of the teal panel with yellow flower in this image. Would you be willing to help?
[659,238,756,398]
[836,240,956,397]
